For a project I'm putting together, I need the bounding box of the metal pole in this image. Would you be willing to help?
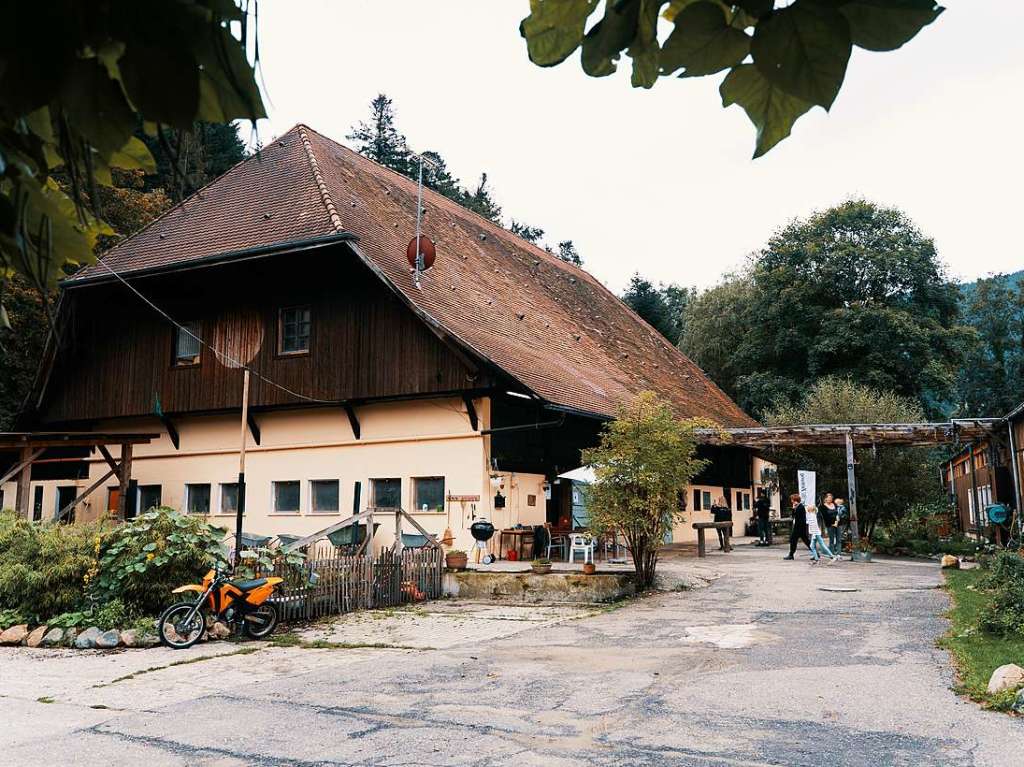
[845,432,861,546]
[234,369,250,568]
[1009,420,1022,518]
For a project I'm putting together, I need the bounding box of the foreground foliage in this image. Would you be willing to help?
[941,565,1024,712]
[520,1,944,157]
[583,391,708,589]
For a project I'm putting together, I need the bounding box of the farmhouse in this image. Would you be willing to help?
[1,125,772,552]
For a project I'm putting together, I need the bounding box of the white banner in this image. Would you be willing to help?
[797,470,816,507]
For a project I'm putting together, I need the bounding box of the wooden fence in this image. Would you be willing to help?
[269,547,444,622]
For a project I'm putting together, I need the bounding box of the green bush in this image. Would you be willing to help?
[0,510,108,621]
[92,507,227,614]
[978,551,1024,638]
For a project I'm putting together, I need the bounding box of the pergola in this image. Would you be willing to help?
[0,432,158,522]
[693,419,1002,545]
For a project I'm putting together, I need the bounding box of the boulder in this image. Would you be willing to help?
[41,628,65,647]
[986,663,1024,695]
[0,624,29,645]
[25,625,49,648]
[63,629,78,647]
[95,629,121,649]
[74,626,102,649]
[210,621,231,640]
[121,629,159,648]
[940,554,960,569]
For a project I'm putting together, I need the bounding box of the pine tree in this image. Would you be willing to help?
[556,240,582,266]
[462,173,502,223]
[510,220,545,244]
[346,93,411,175]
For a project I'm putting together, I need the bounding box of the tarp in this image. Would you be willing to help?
[558,466,596,484]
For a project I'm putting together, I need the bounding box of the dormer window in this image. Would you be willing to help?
[279,306,311,355]
[174,321,201,366]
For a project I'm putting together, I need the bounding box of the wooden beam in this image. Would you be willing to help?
[463,394,478,431]
[15,446,34,520]
[0,448,44,487]
[845,432,861,547]
[246,412,261,446]
[117,443,133,521]
[344,403,360,440]
[55,466,117,523]
[281,510,374,552]
[398,509,443,549]
[97,444,120,476]
[157,413,180,450]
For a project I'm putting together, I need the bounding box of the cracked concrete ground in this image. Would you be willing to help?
[2,542,1023,765]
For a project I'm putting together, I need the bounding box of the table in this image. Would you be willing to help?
[499,528,535,560]
[692,521,733,557]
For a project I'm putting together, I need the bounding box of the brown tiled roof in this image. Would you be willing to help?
[71,125,756,427]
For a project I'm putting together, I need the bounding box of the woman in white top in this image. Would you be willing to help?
[805,505,839,564]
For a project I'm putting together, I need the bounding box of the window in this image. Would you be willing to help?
[174,321,201,365]
[692,488,701,511]
[273,481,300,513]
[371,478,402,509]
[220,483,239,514]
[702,490,712,509]
[743,493,751,511]
[185,483,211,515]
[56,486,77,523]
[413,477,445,512]
[735,490,743,510]
[310,480,340,513]
[0,488,4,511]
[138,485,162,514]
[33,485,44,522]
[278,307,311,354]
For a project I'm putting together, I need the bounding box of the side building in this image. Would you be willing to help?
[1,125,771,551]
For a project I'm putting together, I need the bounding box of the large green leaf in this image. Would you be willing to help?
[720,63,813,158]
[582,0,642,77]
[520,0,599,67]
[193,24,267,122]
[735,0,774,17]
[58,60,135,155]
[750,1,851,109]
[629,0,666,88]
[119,41,201,130]
[660,1,750,78]
[839,0,944,52]
[108,136,157,174]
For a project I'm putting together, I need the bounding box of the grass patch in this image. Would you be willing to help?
[939,568,1024,712]
[36,696,55,704]
[95,645,261,687]
[268,631,428,651]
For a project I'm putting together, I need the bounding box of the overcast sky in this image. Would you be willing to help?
[253,1,1022,293]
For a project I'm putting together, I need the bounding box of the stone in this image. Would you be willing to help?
[0,624,29,645]
[74,626,102,649]
[940,554,960,569]
[41,628,65,647]
[210,621,231,640]
[986,663,1024,695]
[25,625,48,648]
[95,629,121,649]
[122,629,159,648]
[1014,688,1024,714]
[63,629,78,647]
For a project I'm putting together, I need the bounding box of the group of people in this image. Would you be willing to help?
[785,491,849,564]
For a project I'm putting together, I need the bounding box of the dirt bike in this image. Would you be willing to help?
[158,565,283,649]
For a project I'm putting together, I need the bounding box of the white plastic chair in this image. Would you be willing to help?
[569,533,594,564]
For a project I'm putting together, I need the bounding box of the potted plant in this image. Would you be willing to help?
[851,539,873,562]
[445,549,468,571]
[531,557,552,575]
[582,562,597,575]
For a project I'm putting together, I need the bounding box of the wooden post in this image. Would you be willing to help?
[967,442,982,541]
[235,369,250,567]
[366,509,374,608]
[117,443,133,521]
[395,508,404,554]
[1009,422,1023,521]
[845,432,861,546]
[15,446,32,520]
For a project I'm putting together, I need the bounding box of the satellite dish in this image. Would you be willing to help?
[406,235,436,271]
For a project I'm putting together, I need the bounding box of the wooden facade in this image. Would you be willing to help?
[40,246,491,424]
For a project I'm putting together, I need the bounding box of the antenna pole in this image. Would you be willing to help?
[414,155,424,288]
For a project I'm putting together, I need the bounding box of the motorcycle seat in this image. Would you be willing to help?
[229,578,268,592]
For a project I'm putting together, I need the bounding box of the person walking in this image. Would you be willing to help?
[821,492,840,558]
[710,495,732,550]
[806,504,839,564]
[754,489,772,546]
[784,493,811,560]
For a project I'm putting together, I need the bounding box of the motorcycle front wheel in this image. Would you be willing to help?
[243,603,278,639]
[158,602,206,649]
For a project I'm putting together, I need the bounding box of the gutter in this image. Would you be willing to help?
[60,232,359,288]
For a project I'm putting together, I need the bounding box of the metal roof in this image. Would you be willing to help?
[694,420,1001,448]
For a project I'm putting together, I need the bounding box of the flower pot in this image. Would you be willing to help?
[531,563,552,575]
[446,553,468,571]
[582,562,597,575]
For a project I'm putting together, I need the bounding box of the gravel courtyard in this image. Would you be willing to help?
[3,543,1023,766]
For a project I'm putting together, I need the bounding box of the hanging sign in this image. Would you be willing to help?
[797,470,816,507]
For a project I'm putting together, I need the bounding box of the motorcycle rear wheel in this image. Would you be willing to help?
[158,602,206,649]
[243,603,278,639]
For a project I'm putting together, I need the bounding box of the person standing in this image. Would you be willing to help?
[710,495,732,550]
[834,496,849,558]
[821,492,840,558]
[806,505,839,564]
[784,493,810,560]
[754,489,772,546]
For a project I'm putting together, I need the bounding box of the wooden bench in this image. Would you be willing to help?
[692,521,733,557]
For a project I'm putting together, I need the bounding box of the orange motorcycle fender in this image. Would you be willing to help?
[171,584,205,594]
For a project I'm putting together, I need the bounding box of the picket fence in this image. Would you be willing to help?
[269,547,444,622]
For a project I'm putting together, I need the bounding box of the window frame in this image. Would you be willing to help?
[412,476,445,513]
[184,483,212,515]
[272,480,301,514]
[218,482,240,516]
[277,305,312,357]
[370,477,402,510]
[33,485,45,522]
[309,479,341,514]
[172,320,202,367]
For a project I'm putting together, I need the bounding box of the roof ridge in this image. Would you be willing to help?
[296,124,345,233]
[297,124,592,279]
